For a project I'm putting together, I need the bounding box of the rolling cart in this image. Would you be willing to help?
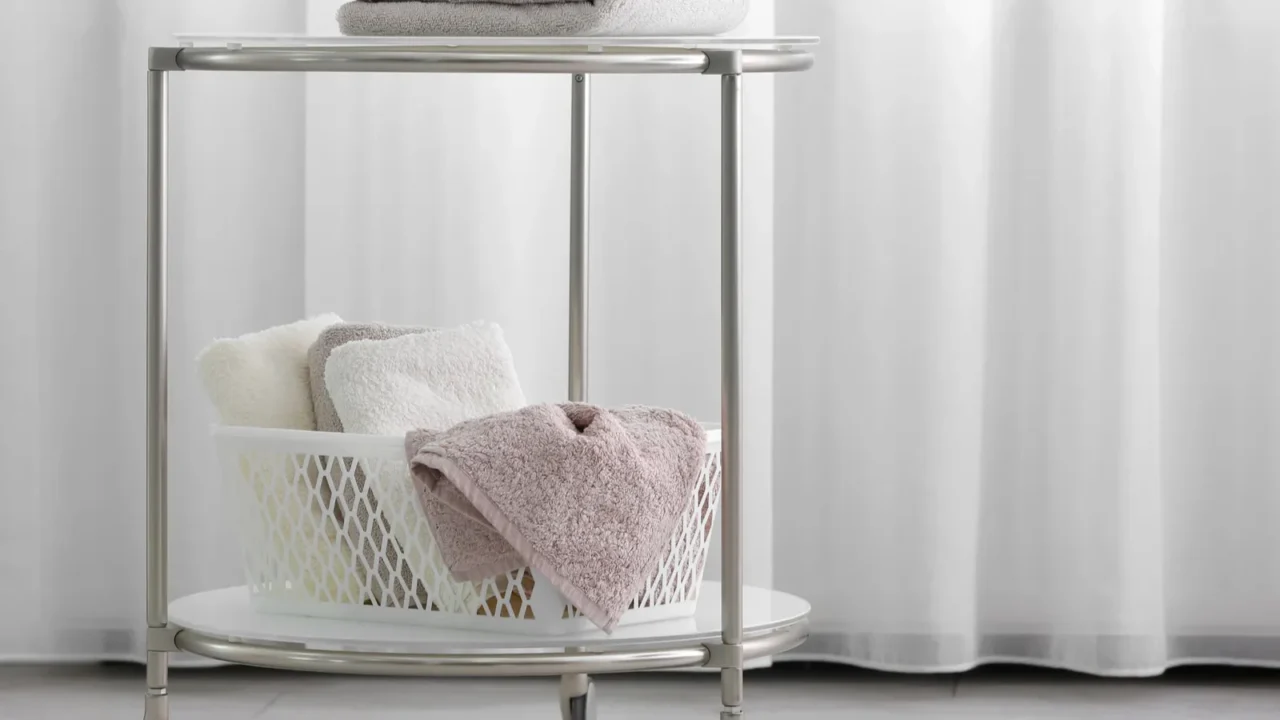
[143,34,817,719]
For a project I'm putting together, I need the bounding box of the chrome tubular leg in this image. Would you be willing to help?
[568,72,591,404]
[719,70,745,719]
[564,74,593,719]
[145,651,170,720]
[145,68,171,720]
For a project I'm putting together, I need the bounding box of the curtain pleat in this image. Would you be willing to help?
[776,0,1280,675]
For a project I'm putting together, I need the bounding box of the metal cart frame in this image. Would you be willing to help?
[144,39,815,719]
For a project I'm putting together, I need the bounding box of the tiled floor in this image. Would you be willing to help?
[1,663,1276,719]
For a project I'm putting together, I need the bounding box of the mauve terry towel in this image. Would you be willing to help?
[338,0,748,37]
[406,403,706,632]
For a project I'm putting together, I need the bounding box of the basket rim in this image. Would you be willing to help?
[211,422,723,447]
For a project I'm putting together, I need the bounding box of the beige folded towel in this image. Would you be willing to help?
[196,315,369,606]
[198,315,342,430]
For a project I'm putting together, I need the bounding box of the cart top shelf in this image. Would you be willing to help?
[175,33,819,49]
[153,34,818,74]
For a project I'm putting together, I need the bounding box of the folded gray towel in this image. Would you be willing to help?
[307,322,430,609]
[406,403,706,632]
[365,0,588,4]
[338,0,748,37]
[449,0,589,4]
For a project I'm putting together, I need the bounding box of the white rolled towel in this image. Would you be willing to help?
[197,314,370,606]
[197,314,343,430]
[325,320,527,436]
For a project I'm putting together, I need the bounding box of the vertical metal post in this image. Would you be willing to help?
[719,69,745,719]
[563,74,593,720]
[568,73,591,403]
[145,68,171,720]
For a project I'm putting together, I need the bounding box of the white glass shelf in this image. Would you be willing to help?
[174,33,819,51]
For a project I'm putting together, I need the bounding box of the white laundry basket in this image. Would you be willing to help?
[213,425,722,635]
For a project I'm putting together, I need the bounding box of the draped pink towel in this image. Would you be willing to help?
[405,403,706,632]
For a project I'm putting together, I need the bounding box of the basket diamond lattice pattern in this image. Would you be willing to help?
[217,428,722,633]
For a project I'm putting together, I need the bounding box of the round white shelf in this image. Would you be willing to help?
[170,583,808,677]
[171,582,808,653]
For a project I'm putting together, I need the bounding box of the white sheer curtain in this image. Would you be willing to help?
[0,0,307,660]
[5,0,1280,675]
[775,0,1280,675]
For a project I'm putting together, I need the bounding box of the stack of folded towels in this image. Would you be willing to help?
[198,315,705,632]
[336,0,750,38]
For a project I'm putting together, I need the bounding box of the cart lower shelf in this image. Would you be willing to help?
[169,582,809,677]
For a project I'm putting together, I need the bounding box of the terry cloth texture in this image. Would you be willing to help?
[198,314,343,430]
[197,314,368,605]
[407,403,706,632]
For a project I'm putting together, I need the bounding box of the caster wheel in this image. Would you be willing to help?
[560,680,596,720]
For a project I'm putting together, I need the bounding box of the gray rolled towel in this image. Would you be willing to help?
[338,0,748,37]
[307,322,431,609]
[309,323,426,433]
[448,0,590,4]
[406,403,706,632]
